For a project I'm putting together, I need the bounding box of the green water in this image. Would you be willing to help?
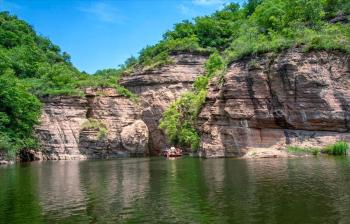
[1,157,350,224]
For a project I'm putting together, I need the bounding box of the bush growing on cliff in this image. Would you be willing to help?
[159,52,224,151]
[81,119,108,140]
[159,91,206,151]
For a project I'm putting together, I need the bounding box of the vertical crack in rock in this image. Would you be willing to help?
[328,55,350,132]
[266,59,294,129]
[85,95,95,118]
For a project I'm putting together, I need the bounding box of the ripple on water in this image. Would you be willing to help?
[1,157,350,223]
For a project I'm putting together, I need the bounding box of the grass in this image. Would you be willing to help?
[323,141,349,155]
[287,146,321,155]
[287,141,349,156]
[81,119,108,140]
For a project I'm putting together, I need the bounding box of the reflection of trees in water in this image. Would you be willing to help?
[241,158,350,224]
[0,164,43,223]
[34,159,150,223]
[36,161,89,223]
[81,158,150,223]
[2,157,350,223]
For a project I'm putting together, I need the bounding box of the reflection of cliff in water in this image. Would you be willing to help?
[1,157,350,223]
[34,159,150,223]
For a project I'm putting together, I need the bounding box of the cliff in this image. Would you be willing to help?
[29,53,206,160]
[198,49,350,158]
[23,50,350,160]
[34,88,148,160]
[120,53,207,154]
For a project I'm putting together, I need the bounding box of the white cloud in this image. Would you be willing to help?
[178,4,196,16]
[78,2,126,24]
[192,0,228,6]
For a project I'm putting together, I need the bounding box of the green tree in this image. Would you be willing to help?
[0,71,41,157]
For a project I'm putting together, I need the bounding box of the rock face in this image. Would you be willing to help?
[198,49,350,158]
[120,53,207,154]
[121,120,149,153]
[36,88,148,160]
[34,50,350,160]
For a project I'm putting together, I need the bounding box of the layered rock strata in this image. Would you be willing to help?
[120,53,207,154]
[36,88,148,160]
[198,49,350,158]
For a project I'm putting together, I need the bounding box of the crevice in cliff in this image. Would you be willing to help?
[86,96,95,118]
[328,56,350,132]
[265,59,295,129]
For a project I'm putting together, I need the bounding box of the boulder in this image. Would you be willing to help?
[121,120,149,154]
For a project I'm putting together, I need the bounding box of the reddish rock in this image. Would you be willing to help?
[120,53,207,154]
[36,88,147,160]
[198,49,350,158]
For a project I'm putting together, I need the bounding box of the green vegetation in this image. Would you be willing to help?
[128,0,350,72]
[324,141,349,155]
[158,0,349,151]
[1,0,350,157]
[287,141,349,156]
[0,71,42,159]
[0,12,135,157]
[287,146,321,156]
[159,52,225,151]
[81,119,108,140]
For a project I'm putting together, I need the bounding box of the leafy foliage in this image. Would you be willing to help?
[0,70,42,158]
[0,12,136,157]
[159,91,207,151]
[132,0,350,71]
[1,0,350,157]
[159,53,224,151]
[225,0,350,62]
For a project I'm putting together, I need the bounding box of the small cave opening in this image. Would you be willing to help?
[19,150,37,162]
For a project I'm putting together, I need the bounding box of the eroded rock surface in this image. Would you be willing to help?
[198,49,350,158]
[36,88,148,160]
[121,120,149,154]
[120,53,207,154]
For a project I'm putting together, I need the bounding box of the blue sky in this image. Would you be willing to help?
[0,0,243,73]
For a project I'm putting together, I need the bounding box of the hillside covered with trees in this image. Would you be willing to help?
[0,12,134,158]
[0,0,350,157]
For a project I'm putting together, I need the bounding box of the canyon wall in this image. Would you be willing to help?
[29,50,350,160]
[35,88,148,160]
[33,53,206,160]
[198,49,350,158]
[120,53,207,154]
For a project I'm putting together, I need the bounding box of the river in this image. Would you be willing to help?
[1,157,350,223]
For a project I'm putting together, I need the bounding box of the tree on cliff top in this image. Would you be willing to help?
[132,0,350,71]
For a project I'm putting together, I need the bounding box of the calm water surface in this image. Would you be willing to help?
[1,157,350,224]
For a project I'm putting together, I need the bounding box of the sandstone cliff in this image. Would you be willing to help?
[120,53,207,154]
[33,53,206,160]
[198,49,350,158]
[31,50,350,160]
[35,88,148,160]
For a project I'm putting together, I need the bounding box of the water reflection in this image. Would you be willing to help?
[1,157,350,223]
